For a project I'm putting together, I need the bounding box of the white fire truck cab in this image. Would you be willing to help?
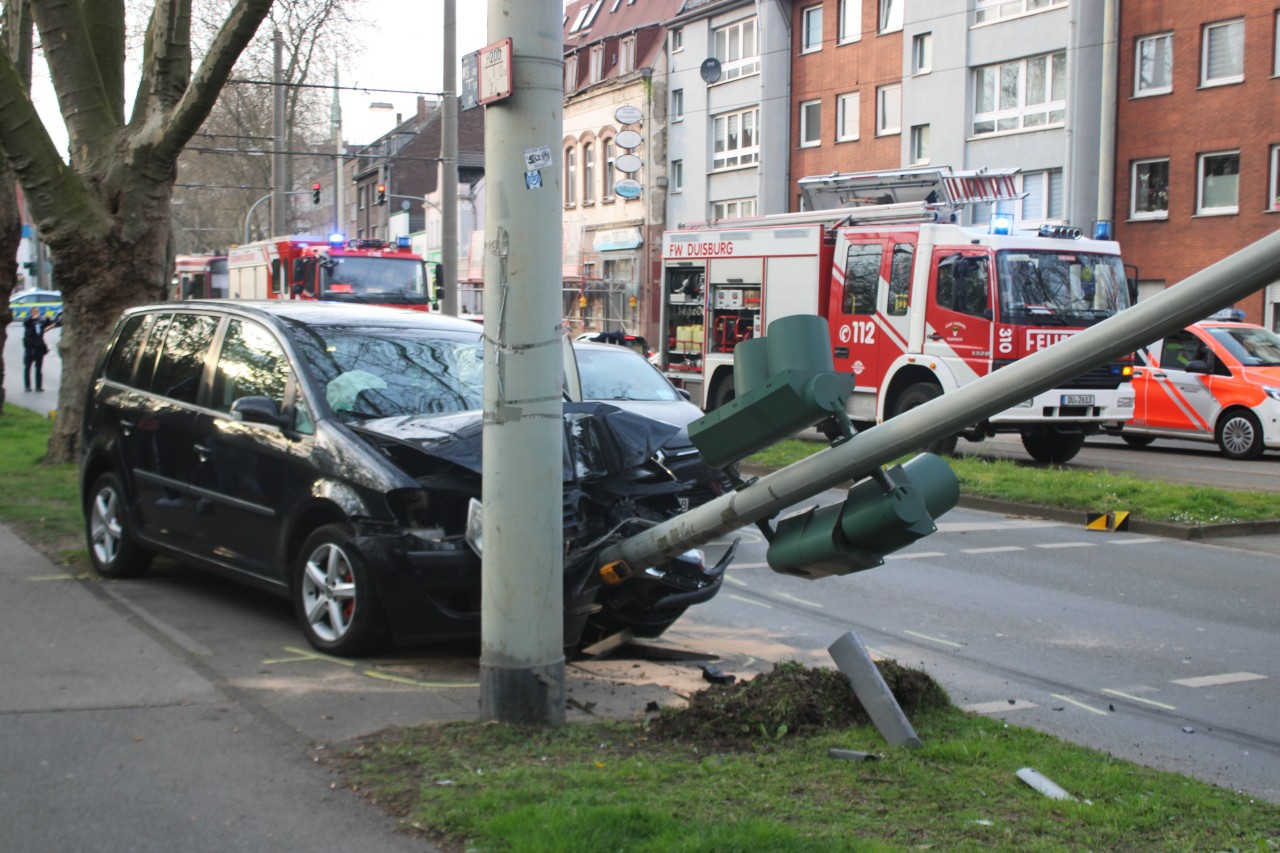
[659,167,1136,463]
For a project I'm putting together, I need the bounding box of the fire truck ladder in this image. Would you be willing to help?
[679,166,1026,231]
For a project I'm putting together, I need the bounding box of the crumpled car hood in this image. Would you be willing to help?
[348,402,683,482]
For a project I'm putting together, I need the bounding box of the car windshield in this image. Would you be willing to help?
[1208,326,1280,367]
[996,250,1130,326]
[576,345,682,402]
[320,257,428,300]
[284,322,484,419]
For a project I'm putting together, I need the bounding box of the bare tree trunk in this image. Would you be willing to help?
[0,0,34,417]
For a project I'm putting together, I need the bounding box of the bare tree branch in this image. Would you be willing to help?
[29,0,118,163]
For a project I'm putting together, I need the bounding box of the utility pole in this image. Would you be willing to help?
[441,0,460,314]
[271,30,287,236]
[332,64,345,236]
[480,0,565,724]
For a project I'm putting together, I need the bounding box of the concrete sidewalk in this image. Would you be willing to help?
[0,522,444,852]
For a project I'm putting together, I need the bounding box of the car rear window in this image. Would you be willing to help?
[149,313,219,404]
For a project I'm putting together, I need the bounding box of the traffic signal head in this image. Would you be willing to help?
[688,314,854,469]
[376,184,387,205]
[312,182,321,205]
[766,453,960,579]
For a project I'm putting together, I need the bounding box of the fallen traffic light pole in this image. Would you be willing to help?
[597,229,1280,579]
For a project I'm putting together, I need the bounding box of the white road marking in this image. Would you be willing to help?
[727,593,771,609]
[1102,688,1176,710]
[1050,693,1110,716]
[885,551,946,560]
[1106,538,1155,545]
[961,546,1024,554]
[904,629,963,648]
[962,700,1039,714]
[776,592,823,608]
[1171,672,1268,688]
[1035,542,1096,549]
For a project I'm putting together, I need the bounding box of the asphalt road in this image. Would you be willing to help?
[958,432,1280,493]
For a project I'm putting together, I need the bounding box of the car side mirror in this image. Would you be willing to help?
[230,396,290,428]
[1184,359,1210,375]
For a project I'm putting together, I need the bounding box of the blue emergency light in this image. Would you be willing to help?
[989,214,1014,235]
[328,233,345,247]
[396,236,411,249]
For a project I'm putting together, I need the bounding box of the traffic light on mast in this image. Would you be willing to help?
[312,182,321,205]
[376,183,387,205]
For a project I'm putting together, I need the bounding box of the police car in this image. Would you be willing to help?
[9,289,63,325]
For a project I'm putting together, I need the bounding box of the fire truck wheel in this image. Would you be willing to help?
[893,383,958,455]
[1216,409,1264,460]
[1020,429,1085,464]
[710,375,736,409]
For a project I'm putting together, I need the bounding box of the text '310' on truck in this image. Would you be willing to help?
[226,234,433,310]
[659,167,1137,464]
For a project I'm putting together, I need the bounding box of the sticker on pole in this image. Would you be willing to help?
[524,145,553,171]
[525,170,542,190]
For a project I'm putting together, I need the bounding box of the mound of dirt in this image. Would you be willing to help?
[646,659,949,749]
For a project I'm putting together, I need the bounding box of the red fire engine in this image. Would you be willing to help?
[659,167,1136,463]
[226,234,432,310]
[170,254,229,300]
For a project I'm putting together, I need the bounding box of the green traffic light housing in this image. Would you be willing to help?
[766,453,960,579]
[688,314,855,469]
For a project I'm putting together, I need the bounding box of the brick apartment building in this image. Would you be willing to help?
[1114,1,1280,327]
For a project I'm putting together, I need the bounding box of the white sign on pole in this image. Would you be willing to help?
[479,38,514,105]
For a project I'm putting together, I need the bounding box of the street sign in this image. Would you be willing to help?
[615,129,643,149]
[460,50,480,110]
[615,179,642,199]
[615,153,643,174]
[479,38,513,105]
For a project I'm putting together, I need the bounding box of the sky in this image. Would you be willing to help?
[30,1,492,154]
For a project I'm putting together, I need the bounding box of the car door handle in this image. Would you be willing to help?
[194,443,213,463]
[1151,372,1167,379]
[120,419,135,436]
[834,347,849,359]
[928,333,943,341]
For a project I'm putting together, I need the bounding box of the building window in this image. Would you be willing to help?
[1131,158,1170,219]
[589,44,604,84]
[712,198,757,219]
[973,51,1066,135]
[1020,169,1063,223]
[1275,12,1280,76]
[564,54,578,92]
[879,0,903,33]
[836,91,860,141]
[975,0,1065,24]
[672,27,684,52]
[671,88,684,121]
[801,6,823,53]
[838,0,861,43]
[358,185,366,210]
[671,159,684,193]
[620,36,636,74]
[876,84,901,136]
[1271,145,1280,211]
[1202,19,1244,86]
[564,146,576,206]
[800,99,821,147]
[910,124,930,164]
[1198,151,1240,214]
[714,17,760,81]
[713,106,760,170]
[1135,33,1173,96]
[912,33,933,74]
[603,138,616,199]
[583,142,595,204]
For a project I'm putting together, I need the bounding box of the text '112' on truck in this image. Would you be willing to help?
[659,167,1137,464]
[226,234,433,310]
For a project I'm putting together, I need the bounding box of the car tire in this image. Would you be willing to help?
[1021,429,1086,464]
[85,472,152,578]
[293,523,388,656]
[892,383,958,456]
[1121,434,1155,448]
[1216,409,1264,460]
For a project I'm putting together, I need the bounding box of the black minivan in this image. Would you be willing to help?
[80,301,729,655]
